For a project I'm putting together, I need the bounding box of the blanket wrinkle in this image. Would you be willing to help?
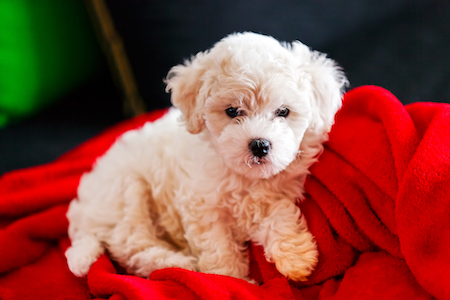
[304,177,375,254]
[308,150,402,258]
[294,194,360,286]
[0,86,448,299]
[396,102,450,300]
[323,144,399,237]
[0,204,69,273]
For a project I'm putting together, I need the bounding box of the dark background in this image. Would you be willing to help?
[1,0,449,175]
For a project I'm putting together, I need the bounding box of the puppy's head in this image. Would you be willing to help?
[165,32,348,179]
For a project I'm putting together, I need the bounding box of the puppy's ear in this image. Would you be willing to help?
[291,42,348,134]
[165,52,210,134]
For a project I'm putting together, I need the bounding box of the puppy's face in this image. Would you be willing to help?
[166,32,347,179]
[202,75,311,179]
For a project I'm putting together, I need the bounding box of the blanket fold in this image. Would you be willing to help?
[1,86,449,299]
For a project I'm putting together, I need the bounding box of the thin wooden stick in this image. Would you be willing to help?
[84,0,146,116]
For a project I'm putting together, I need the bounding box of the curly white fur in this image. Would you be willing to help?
[65,32,348,282]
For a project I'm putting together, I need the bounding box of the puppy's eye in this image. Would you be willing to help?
[275,107,290,118]
[225,107,243,118]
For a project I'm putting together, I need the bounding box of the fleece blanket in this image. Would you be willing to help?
[1,85,449,300]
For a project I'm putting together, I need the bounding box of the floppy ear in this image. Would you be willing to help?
[165,52,210,134]
[291,42,348,134]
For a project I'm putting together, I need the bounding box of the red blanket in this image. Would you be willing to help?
[1,86,449,300]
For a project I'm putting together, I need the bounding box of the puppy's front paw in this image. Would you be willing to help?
[269,238,318,281]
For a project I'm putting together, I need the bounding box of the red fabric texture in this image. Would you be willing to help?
[1,86,449,299]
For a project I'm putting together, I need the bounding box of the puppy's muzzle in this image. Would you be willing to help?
[249,138,271,158]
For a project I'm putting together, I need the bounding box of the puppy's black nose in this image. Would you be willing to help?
[249,139,271,158]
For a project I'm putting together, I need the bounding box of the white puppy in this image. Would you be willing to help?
[65,32,347,282]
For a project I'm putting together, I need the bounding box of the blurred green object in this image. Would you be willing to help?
[0,0,100,127]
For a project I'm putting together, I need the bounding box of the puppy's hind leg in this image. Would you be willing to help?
[109,177,197,278]
[110,220,198,277]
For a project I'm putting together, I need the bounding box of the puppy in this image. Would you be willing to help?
[65,32,347,282]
